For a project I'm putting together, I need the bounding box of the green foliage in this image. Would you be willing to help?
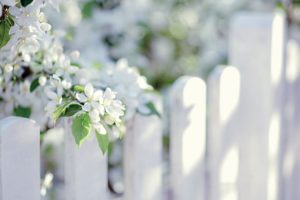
[82,0,96,19]
[72,112,92,147]
[61,104,82,117]
[20,0,34,7]
[52,103,68,122]
[107,142,113,155]
[30,78,40,92]
[147,71,177,90]
[146,102,161,117]
[138,101,161,117]
[137,101,161,117]
[0,16,14,49]
[71,85,85,92]
[96,131,110,154]
[294,0,300,5]
[71,62,81,68]
[64,31,73,41]
[52,102,82,122]
[13,106,31,118]
[275,2,287,12]
[163,135,169,148]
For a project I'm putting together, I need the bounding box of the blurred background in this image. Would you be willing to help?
[45,0,284,90]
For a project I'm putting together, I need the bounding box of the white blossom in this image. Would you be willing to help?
[100,59,152,119]
[45,87,63,115]
[39,76,47,86]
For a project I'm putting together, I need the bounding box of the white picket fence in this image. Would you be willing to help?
[1,10,300,200]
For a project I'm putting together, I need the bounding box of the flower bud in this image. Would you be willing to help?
[4,64,13,73]
[39,76,47,86]
[40,23,52,32]
[70,51,80,59]
[62,80,72,89]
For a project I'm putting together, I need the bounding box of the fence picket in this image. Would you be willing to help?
[169,76,206,200]
[281,27,300,200]
[124,95,163,200]
[207,66,241,200]
[64,119,108,200]
[0,117,40,200]
[229,11,286,200]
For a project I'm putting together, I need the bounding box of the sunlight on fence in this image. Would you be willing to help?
[219,66,240,124]
[170,76,206,200]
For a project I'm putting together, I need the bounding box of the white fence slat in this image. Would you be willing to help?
[229,11,286,200]
[169,76,206,200]
[124,96,163,200]
[207,66,241,200]
[281,27,300,200]
[0,117,40,200]
[64,119,108,200]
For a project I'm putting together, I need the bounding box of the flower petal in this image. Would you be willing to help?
[82,103,91,111]
[93,90,103,101]
[94,123,107,135]
[89,109,100,123]
[84,84,94,98]
[46,91,57,100]
[76,93,87,102]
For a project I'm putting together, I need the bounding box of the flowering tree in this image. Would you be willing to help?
[45,0,275,90]
[0,0,157,153]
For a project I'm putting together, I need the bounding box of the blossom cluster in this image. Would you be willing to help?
[99,59,154,119]
[0,0,155,153]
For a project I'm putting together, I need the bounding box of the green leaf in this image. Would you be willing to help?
[13,106,31,118]
[6,15,15,27]
[276,2,286,11]
[52,102,82,122]
[138,102,161,118]
[20,0,34,7]
[0,18,13,48]
[30,78,40,92]
[95,131,110,154]
[61,104,82,117]
[92,62,103,69]
[52,104,67,122]
[82,0,96,19]
[147,102,161,117]
[71,62,81,68]
[71,85,85,92]
[108,142,113,156]
[65,31,73,41]
[72,113,92,147]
